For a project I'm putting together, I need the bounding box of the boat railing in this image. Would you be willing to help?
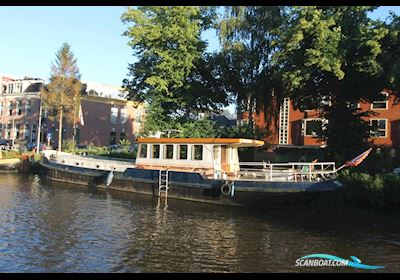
[42,150,135,172]
[235,161,338,182]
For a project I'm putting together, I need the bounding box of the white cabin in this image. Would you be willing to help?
[135,138,264,179]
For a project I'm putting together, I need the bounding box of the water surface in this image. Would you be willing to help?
[0,174,399,272]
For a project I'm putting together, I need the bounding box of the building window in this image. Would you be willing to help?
[138,144,147,158]
[346,101,360,110]
[31,124,37,143]
[370,119,387,138]
[192,145,203,160]
[110,107,118,124]
[17,100,23,115]
[16,124,21,139]
[25,100,31,115]
[178,145,188,160]
[7,124,11,139]
[120,108,127,124]
[0,102,3,116]
[119,132,126,141]
[8,101,13,116]
[109,131,117,145]
[304,119,323,137]
[371,92,389,110]
[24,124,30,141]
[152,144,160,159]
[165,144,174,159]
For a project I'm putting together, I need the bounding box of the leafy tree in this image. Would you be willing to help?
[42,42,82,151]
[274,6,399,163]
[121,6,230,134]
[217,6,285,137]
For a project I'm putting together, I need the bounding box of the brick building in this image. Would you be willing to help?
[0,75,144,148]
[239,91,400,161]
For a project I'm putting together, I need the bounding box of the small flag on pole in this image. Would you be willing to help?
[345,148,372,167]
[78,104,84,126]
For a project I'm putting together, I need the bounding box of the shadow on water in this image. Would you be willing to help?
[1,173,399,272]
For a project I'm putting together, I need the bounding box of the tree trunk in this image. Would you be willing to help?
[58,108,63,152]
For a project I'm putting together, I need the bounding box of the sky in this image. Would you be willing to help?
[0,6,399,87]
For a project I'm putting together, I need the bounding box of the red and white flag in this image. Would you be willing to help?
[345,148,372,167]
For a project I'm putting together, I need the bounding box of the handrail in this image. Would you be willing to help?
[234,161,338,182]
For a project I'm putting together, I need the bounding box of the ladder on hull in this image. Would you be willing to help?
[158,169,169,198]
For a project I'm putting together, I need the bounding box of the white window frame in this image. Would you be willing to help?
[110,107,118,124]
[370,118,387,138]
[371,92,389,110]
[191,144,204,161]
[303,118,324,137]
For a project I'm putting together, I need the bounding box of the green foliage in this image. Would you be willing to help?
[42,42,83,151]
[0,150,21,159]
[217,7,285,127]
[175,118,216,138]
[121,6,227,117]
[42,42,83,123]
[118,139,131,149]
[339,169,400,211]
[74,143,136,160]
[273,6,399,164]
[62,139,76,153]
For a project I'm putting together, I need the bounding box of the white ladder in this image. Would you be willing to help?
[158,169,169,198]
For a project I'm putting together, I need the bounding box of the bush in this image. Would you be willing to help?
[339,170,400,211]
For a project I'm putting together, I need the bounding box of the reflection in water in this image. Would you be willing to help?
[0,174,399,272]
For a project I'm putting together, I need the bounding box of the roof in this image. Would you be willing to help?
[136,138,264,147]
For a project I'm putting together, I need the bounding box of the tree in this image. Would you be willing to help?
[273,6,399,163]
[217,6,285,138]
[121,6,229,130]
[42,42,82,151]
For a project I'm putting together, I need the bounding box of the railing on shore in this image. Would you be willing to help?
[235,161,338,182]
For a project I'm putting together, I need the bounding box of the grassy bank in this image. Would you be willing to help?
[338,169,400,212]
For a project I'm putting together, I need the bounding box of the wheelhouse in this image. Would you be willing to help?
[135,138,264,178]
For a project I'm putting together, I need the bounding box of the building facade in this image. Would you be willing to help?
[239,92,400,158]
[0,75,144,148]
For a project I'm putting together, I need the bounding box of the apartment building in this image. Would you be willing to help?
[239,91,400,159]
[0,75,144,148]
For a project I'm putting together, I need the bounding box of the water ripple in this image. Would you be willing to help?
[0,174,400,272]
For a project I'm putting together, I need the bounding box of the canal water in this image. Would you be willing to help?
[0,173,399,273]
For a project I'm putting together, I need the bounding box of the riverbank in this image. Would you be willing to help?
[335,169,400,212]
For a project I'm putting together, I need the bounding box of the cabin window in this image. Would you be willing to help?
[138,144,147,158]
[178,145,188,160]
[165,144,174,159]
[192,145,203,160]
[152,144,160,158]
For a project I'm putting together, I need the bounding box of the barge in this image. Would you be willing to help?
[38,138,349,208]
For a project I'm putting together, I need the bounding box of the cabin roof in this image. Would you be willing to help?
[136,138,264,147]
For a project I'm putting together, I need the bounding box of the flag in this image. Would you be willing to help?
[78,104,84,126]
[345,148,372,167]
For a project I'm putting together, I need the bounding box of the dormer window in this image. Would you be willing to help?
[371,92,389,110]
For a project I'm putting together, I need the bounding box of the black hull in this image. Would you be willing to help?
[39,159,345,209]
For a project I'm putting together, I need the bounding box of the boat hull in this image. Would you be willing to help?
[0,158,21,172]
[39,158,345,209]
